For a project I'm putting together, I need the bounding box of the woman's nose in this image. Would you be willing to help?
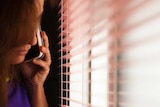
[30,35,37,46]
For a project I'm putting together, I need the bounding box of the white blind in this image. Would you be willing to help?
[118,1,160,107]
[59,0,115,107]
[59,0,160,107]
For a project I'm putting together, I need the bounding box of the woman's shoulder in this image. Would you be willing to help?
[8,80,31,107]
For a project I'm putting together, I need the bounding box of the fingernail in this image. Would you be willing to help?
[39,46,43,51]
[41,31,45,37]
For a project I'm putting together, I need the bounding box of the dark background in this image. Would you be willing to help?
[41,1,61,107]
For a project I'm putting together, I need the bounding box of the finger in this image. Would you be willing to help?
[33,59,50,74]
[41,31,49,48]
[40,46,51,64]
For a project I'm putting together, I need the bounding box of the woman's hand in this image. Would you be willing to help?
[20,31,50,107]
[20,31,51,89]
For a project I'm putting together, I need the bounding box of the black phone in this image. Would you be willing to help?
[24,27,44,62]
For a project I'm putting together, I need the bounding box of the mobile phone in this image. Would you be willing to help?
[24,27,44,62]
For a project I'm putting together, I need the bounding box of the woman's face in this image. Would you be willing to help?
[10,35,37,64]
[9,0,44,64]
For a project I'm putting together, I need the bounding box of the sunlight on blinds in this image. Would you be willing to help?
[118,1,160,107]
[59,0,116,107]
[59,0,160,107]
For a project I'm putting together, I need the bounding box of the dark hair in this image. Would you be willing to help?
[0,0,41,106]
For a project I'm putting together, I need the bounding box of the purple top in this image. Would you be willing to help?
[8,81,31,107]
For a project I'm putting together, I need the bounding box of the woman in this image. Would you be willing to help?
[0,0,51,107]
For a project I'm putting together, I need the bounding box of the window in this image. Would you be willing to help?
[118,1,160,107]
[59,0,160,107]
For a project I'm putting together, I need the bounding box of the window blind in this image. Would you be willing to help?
[59,0,160,107]
[59,0,117,107]
[117,1,160,107]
